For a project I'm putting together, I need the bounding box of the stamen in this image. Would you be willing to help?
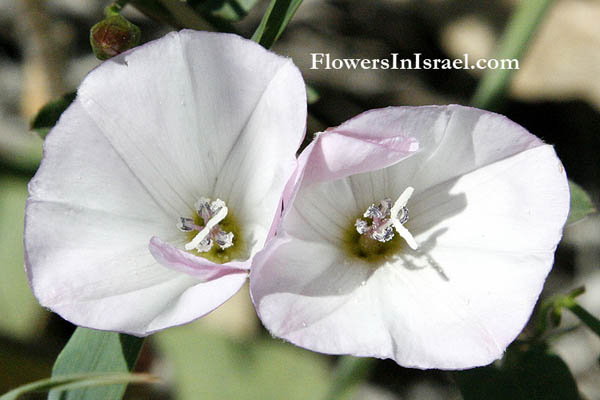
[185,204,228,250]
[214,230,234,249]
[179,198,235,253]
[371,223,395,242]
[355,219,369,234]
[355,187,419,250]
[196,237,213,253]
[195,197,212,222]
[177,217,195,232]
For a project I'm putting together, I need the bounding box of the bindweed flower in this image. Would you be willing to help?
[25,31,306,335]
[250,105,570,369]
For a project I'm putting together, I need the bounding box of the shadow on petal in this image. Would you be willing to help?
[397,227,450,281]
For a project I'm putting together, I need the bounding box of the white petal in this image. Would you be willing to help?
[54,271,247,336]
[409,145,569,252]
[77,30,305,217]
[27,198,248,335]
[251,235,371,331]
[27,100,172,227]
[212,52,306,255]
[283,176,359,244]
[253,250,510,368]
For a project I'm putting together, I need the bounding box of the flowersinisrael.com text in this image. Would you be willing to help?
[310,53,519,71]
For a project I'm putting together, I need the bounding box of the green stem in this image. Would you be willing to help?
[105,0,129,17]
[470,0,555,110]
[48,328,145,400]
[533,287,599,341]
[533,298,554,339]
[0,373,157,400]
[324,356,376,400]
[562,300,600,338]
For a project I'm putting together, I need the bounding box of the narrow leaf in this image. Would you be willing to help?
[567,180,595,225]
[251,0,303,49]
[561,297,600,338]
[0,373,157,400]
[30,92,76,138]
[470,0,555,110]
[48,327,144,400]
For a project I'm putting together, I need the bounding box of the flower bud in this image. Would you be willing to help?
[90,15,141,61]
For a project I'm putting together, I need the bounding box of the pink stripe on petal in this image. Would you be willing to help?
[149,237,249,281]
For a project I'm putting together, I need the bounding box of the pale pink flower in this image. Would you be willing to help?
[25,31,306,335]
[250,105,569,369]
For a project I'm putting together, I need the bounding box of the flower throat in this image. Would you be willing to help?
[177,197,246,264]
[344,187,418,262]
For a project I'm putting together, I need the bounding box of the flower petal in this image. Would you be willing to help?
[25,31,305,335]
[213,50,307,253]
[149,236,249,279]
[77,30,304,217]
[300,130,419,186]
[251,105,569,369]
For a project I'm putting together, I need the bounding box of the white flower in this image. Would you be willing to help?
[250,105,570,369]
[25,30,306,336]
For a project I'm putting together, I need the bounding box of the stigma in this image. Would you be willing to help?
[355,187,418,250]
[178,197,234,253]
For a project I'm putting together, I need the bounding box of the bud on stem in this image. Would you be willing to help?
[90,14,141,61]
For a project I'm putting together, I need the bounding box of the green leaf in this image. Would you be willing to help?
[567,180,595,225]
[453,364,510,400]
[48,328,144,400]
[251,0,304,49]
[30,92,76,139]
[470,0,555,110]
[0,373,157,400]
[455,342,580,400]
[0,176,45,339]
[154,323,330,400]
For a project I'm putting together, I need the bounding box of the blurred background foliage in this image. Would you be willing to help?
[0,0,599,399]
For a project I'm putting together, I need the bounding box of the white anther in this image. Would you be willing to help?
[214,230,234,250]
[196,237,213,252]
[355,219,369,234]
[195,197,212,221]
[355,187,419,250]
[177,217,195,232]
